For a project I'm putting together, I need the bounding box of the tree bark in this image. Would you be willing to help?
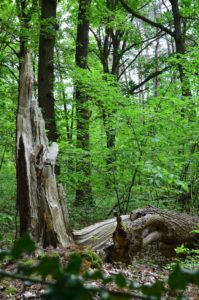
[38,0,58,143]
[75,0,93,205]
[169,0,191,97]
[16,52,73,247]
[73,207,199,262]
[108,207,199,261]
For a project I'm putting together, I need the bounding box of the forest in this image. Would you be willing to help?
[0,0,199,299]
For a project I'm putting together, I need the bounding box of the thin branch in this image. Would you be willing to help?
[0,269,52,286]
[119,0,174,37]
[119,46,149,79]
[139,1,152,10]
[131,66,170,93]
[0,146,6,170]
[0,63,18,81]
[120,32,166,57]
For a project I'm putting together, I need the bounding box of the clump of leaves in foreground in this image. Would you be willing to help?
[0,234,199,299]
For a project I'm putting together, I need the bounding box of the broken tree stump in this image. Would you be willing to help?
[16,52,73,247]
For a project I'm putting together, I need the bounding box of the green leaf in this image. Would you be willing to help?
[84,270,104,280]
[11,233,36,259]
[142,281,164,298]
[65,254,82,275]
[17,263,37,277]
[115,273,126,288]
[168,264,199,290]
[37,256,61,280]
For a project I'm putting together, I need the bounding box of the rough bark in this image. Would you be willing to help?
[169,0,191,97]
[75,0,93,205]
[109,207,199,261]
[73,215,130,249]
[38,0,58,143]
[73,207,199,262]
[16,52,73,247]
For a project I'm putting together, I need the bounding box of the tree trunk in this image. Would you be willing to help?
[108,207,199,262]
[38,0,58,143]
[73,215,130,249]
[75,0,93,205]
[73,207,199,262]
[16,52,73,247]
[169,0,191,97]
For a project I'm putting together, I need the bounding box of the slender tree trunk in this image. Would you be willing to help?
[15,0,31,88]
[154,6,160,97]
[38,0,58,142]
[75,0,93,205]
[16,52,72,247]
[169,0,191,96]
[56,48,72,142]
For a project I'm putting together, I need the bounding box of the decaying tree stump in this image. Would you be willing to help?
[16,52,73,247]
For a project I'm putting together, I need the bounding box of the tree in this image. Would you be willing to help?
[16,52,72,247]
[38,0,58,143]
[119,0,192,96]
[75,0,93,205]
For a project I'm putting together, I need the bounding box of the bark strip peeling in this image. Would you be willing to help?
[16,52,72,247]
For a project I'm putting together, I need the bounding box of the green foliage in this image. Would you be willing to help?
[169,264,199,290]
[174,243,199,269]
[175,244,190,256]
[1,234,199,299]
[1,0,199,232]
[11,233,36,259]
[80,248,103,269]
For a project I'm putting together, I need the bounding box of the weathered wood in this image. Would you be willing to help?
[73,215,130,249]
[109,206,199,261]
[73,207,199,262]
[129,206,199,246]
[16,52,73,247]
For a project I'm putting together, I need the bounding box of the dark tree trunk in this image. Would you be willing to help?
[16,52,73,247]
[38,0,58,142]
[170,0,191,96]
[75,0,93,205]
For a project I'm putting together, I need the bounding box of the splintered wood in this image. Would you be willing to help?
[16,52,72,247]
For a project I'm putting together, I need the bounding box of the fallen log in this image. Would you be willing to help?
[110,206,199,261]
[73,215,130,249]
[73,207,199,262]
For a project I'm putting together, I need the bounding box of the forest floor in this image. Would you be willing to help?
[0,243,199,300]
